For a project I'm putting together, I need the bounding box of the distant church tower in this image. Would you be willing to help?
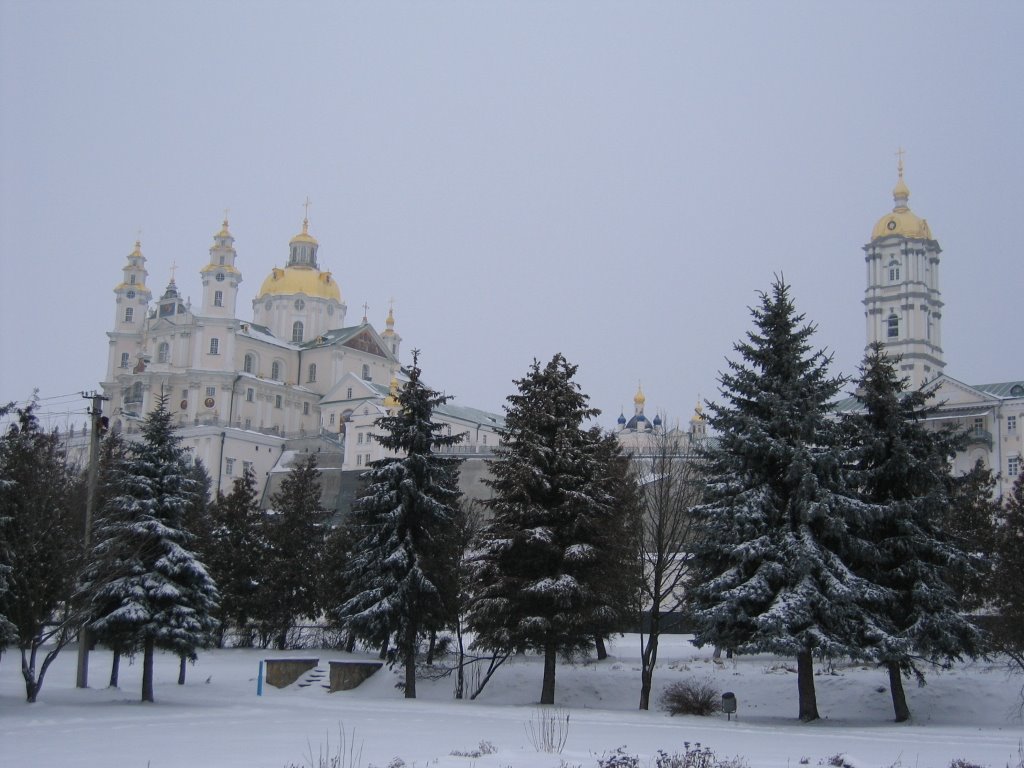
[200,217,241,317]
[863,153,944,389]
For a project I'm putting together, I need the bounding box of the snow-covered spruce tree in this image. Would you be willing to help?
[992,470,1024,674]
[206,465,266,647]
[87,394,219,703]
[259,453,326,649]
[942,458,999,612]
[843,343,984,721]
[467,353,623,705]
[0,399,83,702]
[338,350,463,698]
[689,278,885,722]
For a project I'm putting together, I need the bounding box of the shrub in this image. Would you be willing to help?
[525,707,571,754]
[654,743,748,768]
[659,678,722,716]
[596,746,640,768]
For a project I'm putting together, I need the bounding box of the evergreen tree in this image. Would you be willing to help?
[844,343,984,721]
[943,459,999,610]
[689,278,884,722]
[467,353,619,705]
[87,394,219,702]
[338,351,463,698]
[258,453,325,649]
[0,399,83,702]
[207,466,266,647]
[992,469,1024,671]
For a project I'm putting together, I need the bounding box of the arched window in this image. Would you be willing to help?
[244,353,254,374]
[214,290,223,307]
[157,342,170,364]
[129,274,136,285]
[209,338,220,355]
[361,364,370,381]
[888,258,901,282]
[124,307,134,323]
[120,352,130,368]
[308,363,316,383]
[887,314,899,338]
[271,361,281,380]
[292,321,304,343]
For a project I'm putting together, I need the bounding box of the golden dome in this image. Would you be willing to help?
[256,266,341,301]
[217,218,232,238]
[691,397,705,422]
[634,384,645,406]
[383,376,401,409]
[871,158,934,241]
[290,217,318,246]
[383,306,396,336]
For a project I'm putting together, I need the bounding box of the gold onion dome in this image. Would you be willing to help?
[383,377,401,409]
[256,267,341,301]
[634,384,646,406]
[871,162,933,241]
[383,306,396,336]
[217,218,232,237]
[691,397,705,422]
[290,217,318,246]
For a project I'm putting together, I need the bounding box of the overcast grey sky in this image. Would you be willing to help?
[1,1,1021,432]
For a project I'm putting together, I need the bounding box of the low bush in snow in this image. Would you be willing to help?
[659,678,721,716]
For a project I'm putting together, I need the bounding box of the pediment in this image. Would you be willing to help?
[342,329,389,358]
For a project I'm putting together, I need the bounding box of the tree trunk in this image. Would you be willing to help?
[404,624,417,699]
[378,638,389,660]
[454,623,466,700]
[540,641,557,705]
[887,660,911,722]
[639,609,661,710]
[109,650,121,688]
[21,647,40,703]
[594,635,608,660]
[141,637,155,703]
[344,632,356,654]
[178,655,187,685]
[796,650,819,722]
[426,630,437,666]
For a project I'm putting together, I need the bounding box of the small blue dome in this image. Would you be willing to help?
[617,412,626,424]
[653,414,662,426]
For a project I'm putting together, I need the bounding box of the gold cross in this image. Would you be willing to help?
[895,146,906,177]
[362,302,370,322]
[223,207,230,223]
[303,196,312,221]
[170,261,178,282]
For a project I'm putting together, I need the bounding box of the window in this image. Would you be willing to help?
[215,272,225,282]
[214,290,223,307]
[244,418,252,429]
[294,299,305,310]
[308,363,316,383]
[292,321,304,343]
[888,259,901,282]
[225,458,235,476]
[244,353,254,374]
[181,389,188,399]
[356,454,363,467]
[124,307,134,323]
[330,413,336,425]
[120,352,130,368]
[346,387,353,400]
[242,460,253,475]
[357,432,364,445]
[1008,415,1017,432]
[157,342,170,364]
[127,290,135,299]
[275,394,282,409]
[219,255,225,265]
[129,274,136,285]
[303,402,309,416]
[362,364,370,380]
[482,434,487,445]
[887,314,899,338]
[1008,455,1021,477]
[271,361,281,380]
[206,386,216,398]
[246,387,254,402]
[209,338,220,355]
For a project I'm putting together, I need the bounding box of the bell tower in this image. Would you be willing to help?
[863,152,944,389]
[200,217,242,317]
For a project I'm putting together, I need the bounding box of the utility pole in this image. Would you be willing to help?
[76,391,109,688]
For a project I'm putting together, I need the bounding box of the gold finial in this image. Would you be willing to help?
[302,196,312,230]
[362,302,370,324]
[895,146,906,178]
[634,381,645,406]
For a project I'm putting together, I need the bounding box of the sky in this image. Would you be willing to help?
[1,1,1022,432]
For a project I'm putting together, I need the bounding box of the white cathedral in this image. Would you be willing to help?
[101,214,503,509]
[98,161,1022,506]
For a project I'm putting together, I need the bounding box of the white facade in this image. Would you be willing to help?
[854,163,1023,497]
[100,216,501,502]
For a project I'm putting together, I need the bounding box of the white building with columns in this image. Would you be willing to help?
[101,214,502,507]
[837,161,1023,497]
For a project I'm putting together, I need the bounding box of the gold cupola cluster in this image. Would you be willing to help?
[256,214,341,302]
[871,154,934,242]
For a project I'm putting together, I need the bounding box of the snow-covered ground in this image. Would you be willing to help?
[2,636,1021,768]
